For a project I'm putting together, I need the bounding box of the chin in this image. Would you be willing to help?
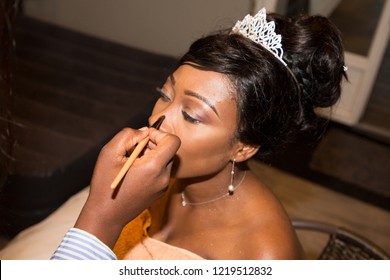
[169,158,197,180]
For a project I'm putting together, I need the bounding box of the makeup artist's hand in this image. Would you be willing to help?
[74,127,180,249]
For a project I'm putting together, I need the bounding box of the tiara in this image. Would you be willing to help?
[231,8,287,67]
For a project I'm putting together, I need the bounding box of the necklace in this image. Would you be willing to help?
[181,171,247,207]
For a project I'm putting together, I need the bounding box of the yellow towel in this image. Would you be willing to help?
[113,210,151,260]
[113,210,203,260]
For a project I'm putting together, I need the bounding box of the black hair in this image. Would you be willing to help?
[178,12,347,161]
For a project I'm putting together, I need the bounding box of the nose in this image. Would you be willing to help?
[149,114,169,132]
[149,99,176,133]
[150,115,165,129]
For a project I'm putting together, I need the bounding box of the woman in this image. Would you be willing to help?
[52,8,346,260]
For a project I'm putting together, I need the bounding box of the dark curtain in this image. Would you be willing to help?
[0,0,19,190]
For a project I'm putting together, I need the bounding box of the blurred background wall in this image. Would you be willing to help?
[23,0,252,57]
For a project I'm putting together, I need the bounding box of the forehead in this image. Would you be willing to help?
[171,64,236,104]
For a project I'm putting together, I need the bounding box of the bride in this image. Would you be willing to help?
[2,8,346,260]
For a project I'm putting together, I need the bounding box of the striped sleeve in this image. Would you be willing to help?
[51,228,117,260]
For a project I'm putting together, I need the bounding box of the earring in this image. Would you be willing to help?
[228,159,236,195]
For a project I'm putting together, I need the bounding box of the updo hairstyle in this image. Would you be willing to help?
[178,12,347,161]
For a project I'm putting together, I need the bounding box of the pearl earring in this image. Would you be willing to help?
[228,159,236,195]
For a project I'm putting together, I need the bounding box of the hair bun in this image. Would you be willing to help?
[271,13,346,110]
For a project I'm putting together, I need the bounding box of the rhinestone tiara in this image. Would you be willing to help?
[231,8,287,66]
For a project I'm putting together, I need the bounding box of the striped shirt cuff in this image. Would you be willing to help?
[51,228,117,260]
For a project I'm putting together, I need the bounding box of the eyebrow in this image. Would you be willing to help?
[169,74,219,117]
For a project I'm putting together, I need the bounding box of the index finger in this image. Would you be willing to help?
[146,129,181,164]
[103,128,149,160]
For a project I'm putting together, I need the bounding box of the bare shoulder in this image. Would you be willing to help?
[241,218,305,259]
[237,174,305,259]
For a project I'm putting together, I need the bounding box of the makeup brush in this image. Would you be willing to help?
[110,115,165,189]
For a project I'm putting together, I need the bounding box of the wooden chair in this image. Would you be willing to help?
[292,219,390,260]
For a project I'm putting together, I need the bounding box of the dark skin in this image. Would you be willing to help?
[149,175,303,259]
[74,127,180,249]
[148,64,304,259]
[75,64,304,259]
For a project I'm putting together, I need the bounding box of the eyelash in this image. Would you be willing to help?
[182,110,200,124]
[156,87,201,125]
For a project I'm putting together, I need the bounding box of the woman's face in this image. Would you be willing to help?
[150,64,240,178]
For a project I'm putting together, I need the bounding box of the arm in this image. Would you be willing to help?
[51,127,180,259]
[51,228,117,260]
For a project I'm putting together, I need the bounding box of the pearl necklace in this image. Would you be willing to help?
[181,171,247,207]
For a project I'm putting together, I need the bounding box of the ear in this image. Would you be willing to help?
[232,142,260,162]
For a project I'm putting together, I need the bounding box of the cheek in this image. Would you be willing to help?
[173,128,233,177]
[150,100,237,178]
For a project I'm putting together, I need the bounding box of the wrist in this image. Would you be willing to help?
[74,201,124,249]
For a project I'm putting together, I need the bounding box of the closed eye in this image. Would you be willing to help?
[182,110,200,124]
[156,87,200,124]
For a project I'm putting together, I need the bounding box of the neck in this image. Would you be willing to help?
[178,167,247,206]
[148,168,250,238]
